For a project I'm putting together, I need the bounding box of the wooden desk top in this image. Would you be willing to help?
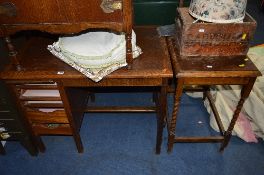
[168,37,261,78]
[0,26,173,80]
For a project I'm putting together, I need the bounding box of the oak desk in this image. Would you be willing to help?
[0,26,173,154]
[167,37,261,152]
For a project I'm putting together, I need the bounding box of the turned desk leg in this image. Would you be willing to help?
[125,33,133,69]
[4,36,21,71]
[220,78,257,152]
[156,81,168,154]
[89,93,95,103]
[167,79,184,153]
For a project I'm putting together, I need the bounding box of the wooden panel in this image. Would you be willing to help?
[0,27,173,80]
[32,123,72,135]
[61,0,123,23]
[0,0,66,24]
[0,0,130,35]
[26,109,68,124]
[62,78,163,87]
[183,77,251,85]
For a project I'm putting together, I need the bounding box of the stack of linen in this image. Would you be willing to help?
[48,30,142,82]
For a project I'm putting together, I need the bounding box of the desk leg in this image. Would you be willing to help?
[33,135,46,153]
[156,82,168,154]
[20,137,38,156]
[168,79,184,153]
[57,83,84,153]
[220,78,256,152]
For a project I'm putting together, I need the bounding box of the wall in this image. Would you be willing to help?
[133,0,190,25]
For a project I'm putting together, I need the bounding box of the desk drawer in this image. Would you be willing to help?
[32,123,72,135]
[62,0,123,23]
[0,0,123,24]
[26,109,68,124]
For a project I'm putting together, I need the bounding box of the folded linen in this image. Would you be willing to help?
[47,30,142,82]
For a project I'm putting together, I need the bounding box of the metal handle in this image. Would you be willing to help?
[0,2,17,17]
[46,123,60,129]
[100,0,122,13]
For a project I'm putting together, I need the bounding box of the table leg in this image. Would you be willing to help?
[220,78,256,152]
[57,82,84,153]
[20,137,38,156]
[168,79,184,153]
[34,135,46,153]
[156,84,168,154]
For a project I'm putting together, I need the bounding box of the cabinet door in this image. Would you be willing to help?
[0,0,66,24]
[60,0,123,23]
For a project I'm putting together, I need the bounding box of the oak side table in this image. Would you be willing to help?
[167,37,261,153]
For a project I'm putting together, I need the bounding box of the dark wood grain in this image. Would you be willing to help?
[32,123,72,135]
[26,109,68,124]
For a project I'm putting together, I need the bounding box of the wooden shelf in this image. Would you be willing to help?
[0,27,173,80]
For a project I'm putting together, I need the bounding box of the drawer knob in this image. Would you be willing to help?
[0,2,17,17]
[100,0,122,13]
[46,123,60,129]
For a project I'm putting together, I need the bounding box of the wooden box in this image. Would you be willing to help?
[175,8,257,56]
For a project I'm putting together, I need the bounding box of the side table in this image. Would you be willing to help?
[167,37,261,152]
